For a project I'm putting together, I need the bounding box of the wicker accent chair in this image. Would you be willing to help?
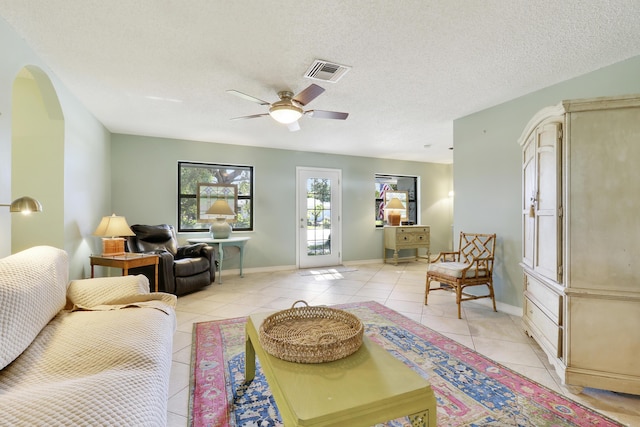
[425,232,497,319]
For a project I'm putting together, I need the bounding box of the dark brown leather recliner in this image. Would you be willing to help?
[126,224,215,296]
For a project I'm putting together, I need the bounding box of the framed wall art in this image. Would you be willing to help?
[384,190,409,223]
[196,183,238,222]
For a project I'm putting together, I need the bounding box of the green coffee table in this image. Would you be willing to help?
[245,311,437,426]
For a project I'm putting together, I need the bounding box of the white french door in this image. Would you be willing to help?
[296,167,342,268]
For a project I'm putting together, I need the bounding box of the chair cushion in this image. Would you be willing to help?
[428,261,487,279]
[174,257,210,277]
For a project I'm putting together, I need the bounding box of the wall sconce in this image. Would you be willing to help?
[93,214,135,256]
[0,196,43,214]
[206,200,235,239]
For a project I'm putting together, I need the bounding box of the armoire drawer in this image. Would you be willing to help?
[524,297,562,358]
[524,273,562,325]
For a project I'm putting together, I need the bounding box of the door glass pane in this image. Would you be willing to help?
[306,177,331,256]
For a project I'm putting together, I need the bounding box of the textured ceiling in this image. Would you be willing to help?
[2,1,640,163]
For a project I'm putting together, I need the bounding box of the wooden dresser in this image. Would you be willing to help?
[383,225,430,265]
[519,94,640,395]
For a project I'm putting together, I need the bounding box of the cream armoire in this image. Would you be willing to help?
[519,94,640,395]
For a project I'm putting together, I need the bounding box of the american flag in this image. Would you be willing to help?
[378,183,391,220]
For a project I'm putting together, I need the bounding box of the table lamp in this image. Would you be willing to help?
[93,214,135,256]
[385,197,405,226]
[206,200,235,239]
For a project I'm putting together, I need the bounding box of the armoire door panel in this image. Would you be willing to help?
[533,123,562,283]
[522,135,536,268]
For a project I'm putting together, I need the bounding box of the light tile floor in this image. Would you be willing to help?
[166,261,640,427]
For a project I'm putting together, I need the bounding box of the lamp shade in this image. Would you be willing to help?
[206,200,235,217]
[93,214,135,238]
[385,197,405,210]
[2,196,43,213]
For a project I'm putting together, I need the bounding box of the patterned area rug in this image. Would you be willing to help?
[189,301,622,427]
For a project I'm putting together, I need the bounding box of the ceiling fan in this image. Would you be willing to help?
[227,83,348,131]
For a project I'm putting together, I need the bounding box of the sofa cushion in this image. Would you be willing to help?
[0,302,176,425]
[0,246,68,370]
[67,275,150,308]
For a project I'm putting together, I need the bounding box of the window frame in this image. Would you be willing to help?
[375,174,419,227]
[178,161,254,232]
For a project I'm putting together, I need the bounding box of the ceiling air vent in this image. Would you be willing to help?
[304,59,351,83]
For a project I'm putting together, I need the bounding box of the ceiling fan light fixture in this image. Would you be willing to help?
[269,104,303,124]
[229,84,347,128]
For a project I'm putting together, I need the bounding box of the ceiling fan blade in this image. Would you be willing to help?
[293,84,325,106]
[287,121,301,132]
[306,110,349,120]
[230,113,269,120]
[226,89,271,106]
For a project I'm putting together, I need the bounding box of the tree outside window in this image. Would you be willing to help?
[178,162,253,232]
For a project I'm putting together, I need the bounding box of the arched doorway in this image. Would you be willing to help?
[11,66,65,253]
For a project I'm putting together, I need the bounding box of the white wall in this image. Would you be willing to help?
[453,55,640,307]
[0,17,112,279]
[111,134,453,270]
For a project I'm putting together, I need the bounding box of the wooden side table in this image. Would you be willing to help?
[90,253,160,292]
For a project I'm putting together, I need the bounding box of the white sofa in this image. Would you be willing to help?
[0,246,177,426]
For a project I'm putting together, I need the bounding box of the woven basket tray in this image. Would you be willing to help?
[259,300,364,364]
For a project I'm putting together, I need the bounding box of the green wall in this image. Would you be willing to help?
[453,55,640,309]
[11,71,64,252]
[0,17,112,279]
[111,134,453,270]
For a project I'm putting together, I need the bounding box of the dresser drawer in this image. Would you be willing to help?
[395,232,427,244]
[524,273,562,325]
[399,226,429,234]
[524,297,562,357]
[395,227,429,244]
